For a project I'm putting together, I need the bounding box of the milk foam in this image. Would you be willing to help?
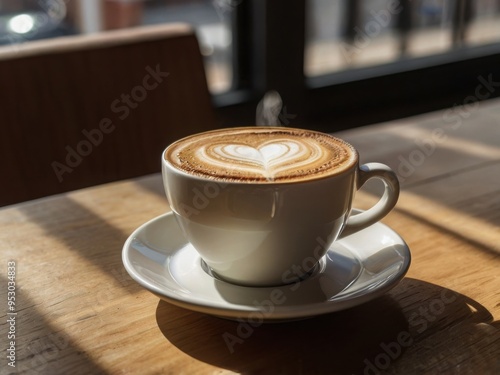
[166,128,356,182]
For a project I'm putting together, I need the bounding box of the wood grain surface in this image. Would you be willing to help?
[0,99,499,374]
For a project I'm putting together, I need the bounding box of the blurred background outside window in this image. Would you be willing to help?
[0,0,234,93]
[306,0,500,76]
[1,0,499,97]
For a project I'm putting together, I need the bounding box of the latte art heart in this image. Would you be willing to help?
[217,143,295,166]
[202,140,320,180]
[166,128,356,183]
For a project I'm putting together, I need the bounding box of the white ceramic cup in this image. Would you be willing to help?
[162,127,399,287]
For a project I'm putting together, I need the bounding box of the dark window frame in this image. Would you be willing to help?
[214,0,500,132]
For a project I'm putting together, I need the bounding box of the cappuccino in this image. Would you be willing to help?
[162,126,400,286]
[164,127,357,183]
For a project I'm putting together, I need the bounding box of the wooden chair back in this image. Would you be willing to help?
[0,23,217,206]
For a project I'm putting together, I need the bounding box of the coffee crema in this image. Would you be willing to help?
[165,127,357,183]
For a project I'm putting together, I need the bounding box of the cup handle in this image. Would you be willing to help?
[339,162,400,238]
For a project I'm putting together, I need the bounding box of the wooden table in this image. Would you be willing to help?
[1,100,499,374]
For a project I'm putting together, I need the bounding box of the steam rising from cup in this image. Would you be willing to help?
[256,90,283,126]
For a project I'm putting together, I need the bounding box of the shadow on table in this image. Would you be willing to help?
[155,278,500,375]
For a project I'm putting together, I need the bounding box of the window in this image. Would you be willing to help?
[0,0,76,46]
[305,0,500,76]
[142,0,234,93]
[2,0,500,129]
[301,0,500,129]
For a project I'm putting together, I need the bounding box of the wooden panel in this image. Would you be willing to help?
[0,24,217,206]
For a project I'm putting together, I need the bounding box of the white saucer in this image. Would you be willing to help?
[122,211,411,321]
